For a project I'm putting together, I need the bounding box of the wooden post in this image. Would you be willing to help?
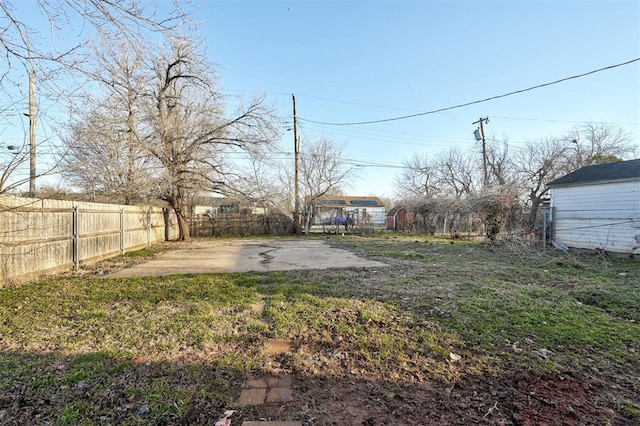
[120,208,125,254]
[147,209,152,247]
[73,206,79,268]
[28,71,36,197]
[293,94,301,235]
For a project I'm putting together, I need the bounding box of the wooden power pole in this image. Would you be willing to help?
[292,94,301,235]
[28,71,36,198]
[473,117,489,187]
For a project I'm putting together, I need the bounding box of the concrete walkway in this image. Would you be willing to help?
[109,239,387,277]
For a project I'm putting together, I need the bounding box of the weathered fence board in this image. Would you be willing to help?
[0,196,178,284]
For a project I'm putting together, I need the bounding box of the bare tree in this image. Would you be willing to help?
[563,122,637,169]
[62,106,154,203]
[514,137,572,226]
[0,0,184,83]
[62,37,278,240]
[0,1,186,195]
[62,38,153,203]
[433,147,479,198]
[140,40,278,241]
[515,123,637,227]
[214,143,292,222]
[395,153,439,198]
[299,137,357,232]
[485,137,517,187]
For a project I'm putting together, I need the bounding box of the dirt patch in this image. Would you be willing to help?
[511,371,609,425]
[235,370,630,425]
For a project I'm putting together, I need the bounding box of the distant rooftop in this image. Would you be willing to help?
[317,196,385,207]
[548,159,640,187]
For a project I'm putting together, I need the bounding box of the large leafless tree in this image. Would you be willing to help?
[64,38,278,240]
[62,37,153,203]
[515,123,637,226]
[514,137,570,226]
[140,40,278,240]
[0,0,185,195]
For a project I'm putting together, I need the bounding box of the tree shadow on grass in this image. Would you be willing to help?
[1,265,638,425]
[1,349,636,425]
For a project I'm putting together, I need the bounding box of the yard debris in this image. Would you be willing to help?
[533,348,553,360]
[214,410,236,426]
[449,352,462,362]
[483,401,499,417]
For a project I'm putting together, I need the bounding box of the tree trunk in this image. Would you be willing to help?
[527,197,542,228]
[173,205,191,241]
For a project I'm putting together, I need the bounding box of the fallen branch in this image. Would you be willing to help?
[483,401,498,418]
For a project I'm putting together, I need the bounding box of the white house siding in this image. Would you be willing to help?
[550,180,640,254]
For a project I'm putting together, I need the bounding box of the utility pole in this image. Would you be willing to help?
[28,71,36,198]
[473,117,489,187]
[292,94,301,235]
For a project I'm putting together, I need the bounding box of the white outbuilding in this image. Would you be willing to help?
[548,159,640,256]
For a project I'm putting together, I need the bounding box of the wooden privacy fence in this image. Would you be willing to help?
[190,213,294,237]
[0,196,178,284]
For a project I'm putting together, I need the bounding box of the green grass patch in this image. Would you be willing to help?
[449,280,638,359]
[122,244,171,258]
[1,235,639,424]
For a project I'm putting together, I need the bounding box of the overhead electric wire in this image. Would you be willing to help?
[300,120,535,149]
[299,58,640,126]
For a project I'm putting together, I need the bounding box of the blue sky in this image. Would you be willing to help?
[195,0,640,198]
[2,0,638,199]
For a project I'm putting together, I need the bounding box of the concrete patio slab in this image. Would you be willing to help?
[108,239,387,277]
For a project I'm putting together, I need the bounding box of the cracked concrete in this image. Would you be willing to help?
[108,238,387,277]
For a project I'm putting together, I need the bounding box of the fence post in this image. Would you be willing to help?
[163,208,170,241]
[73,206,79,268]
[120,208,125,255]
[147,209,152,247]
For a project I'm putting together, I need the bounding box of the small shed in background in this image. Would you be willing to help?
[548,159,640,256]
[386,206,408,231]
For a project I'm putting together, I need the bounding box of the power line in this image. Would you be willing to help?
[299,57,640,126]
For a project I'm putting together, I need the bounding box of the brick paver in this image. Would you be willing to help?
[266,386,294,403]
[238,388,267,406]
[266,375,292,388]
[238,374,294,406]
[246,377,268,388]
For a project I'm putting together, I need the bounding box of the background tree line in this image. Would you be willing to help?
[1,2,637,242]
[394,122,637,238]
